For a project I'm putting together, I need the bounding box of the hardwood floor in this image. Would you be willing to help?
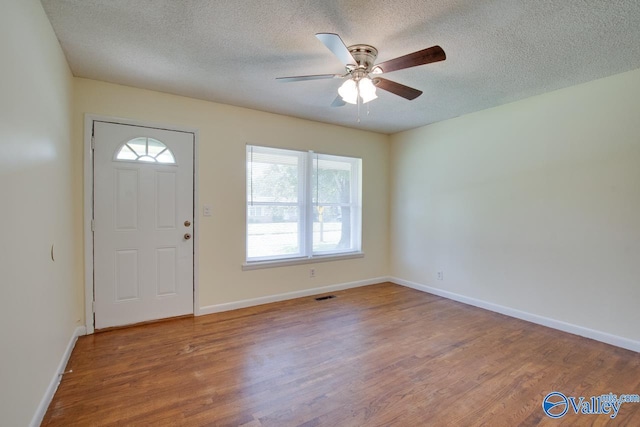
[43,283,640,426]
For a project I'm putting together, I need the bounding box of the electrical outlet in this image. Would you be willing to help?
[310,268,316,278]
[437,271,444,280]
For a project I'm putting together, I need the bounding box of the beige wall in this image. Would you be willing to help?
[0,1,80,425]
[4,1,639,422]
[74,79,390,310]
[390,68,640,343]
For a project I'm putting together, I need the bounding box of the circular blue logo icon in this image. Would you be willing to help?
[543,392,569,418]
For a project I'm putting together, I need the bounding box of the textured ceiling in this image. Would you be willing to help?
[41,0,640,134]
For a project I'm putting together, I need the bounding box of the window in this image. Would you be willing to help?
[115,137,176,164]
[246,145,362,264]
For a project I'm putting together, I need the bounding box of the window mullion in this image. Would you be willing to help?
[351,159,359,251]
[304,151,314,257]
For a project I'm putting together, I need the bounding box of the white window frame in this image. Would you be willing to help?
[244,145,363,270]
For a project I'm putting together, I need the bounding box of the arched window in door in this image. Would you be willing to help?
[115,137,176,164]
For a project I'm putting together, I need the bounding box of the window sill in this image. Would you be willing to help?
[242,252,364,271]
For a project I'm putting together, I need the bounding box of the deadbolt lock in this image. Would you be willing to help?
[184,233,192,240]
[184,220,191,227]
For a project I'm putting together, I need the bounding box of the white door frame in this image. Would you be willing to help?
[84,114,200,334]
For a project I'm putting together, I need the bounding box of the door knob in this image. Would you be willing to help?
[184,220,191,227]
[184,233,192,240]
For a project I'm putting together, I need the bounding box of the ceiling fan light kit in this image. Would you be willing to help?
[338,76,377,105]
[338,78,358,104]
[358,77,378,103]
[277,33,446,110]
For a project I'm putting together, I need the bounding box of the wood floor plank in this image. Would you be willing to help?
[42,283,640,426]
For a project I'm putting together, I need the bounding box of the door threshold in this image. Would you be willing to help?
[95,314,194,333]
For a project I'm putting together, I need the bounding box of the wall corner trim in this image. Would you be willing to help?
[390,277,640,353]
[198,277,391,315]
[30,325,86,427]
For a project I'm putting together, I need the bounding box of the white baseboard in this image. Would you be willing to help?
[198,277,390,315]
[390,277,640,353]
[30,325,86,427]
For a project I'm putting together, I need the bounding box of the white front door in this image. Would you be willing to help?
[93,121,194,329]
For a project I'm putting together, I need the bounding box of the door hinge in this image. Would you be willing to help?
[91,136,95,150]
[92,301,96,313]
[91,219,95,231]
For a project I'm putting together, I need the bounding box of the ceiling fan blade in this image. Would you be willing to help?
[373,78,423,100]
[375,45,445,74]
[315,33,356,66]
[276,74,342,83]
[331,95,346,107]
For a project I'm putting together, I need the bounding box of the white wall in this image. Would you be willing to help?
[73,78,390,311]
[390,68,640,345]
[0,1,81,425]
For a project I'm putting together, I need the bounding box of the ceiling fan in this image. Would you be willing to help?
[277,33,446,106]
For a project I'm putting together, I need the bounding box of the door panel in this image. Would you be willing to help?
[155,171,177,229]
[156,247,178,296]
[93,121,194,329]
[115,168,139,230]
[115,249,139,301]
